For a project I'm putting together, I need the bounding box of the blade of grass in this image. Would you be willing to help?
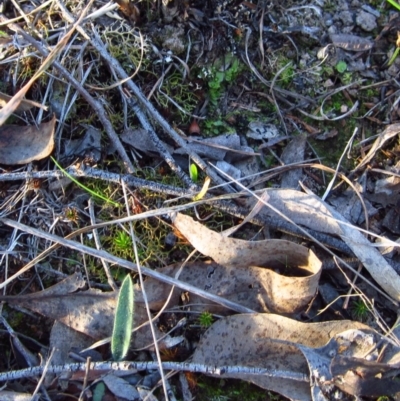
[51,157,119,207]
[386,0,400,11]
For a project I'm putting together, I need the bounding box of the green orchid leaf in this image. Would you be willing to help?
[111,274,134,361]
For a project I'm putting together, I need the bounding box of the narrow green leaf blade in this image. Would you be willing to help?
[111,275,134,361]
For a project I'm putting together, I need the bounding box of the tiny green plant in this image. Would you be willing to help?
[351,299,370,321]
[114,230,132,251]
[51,157,119,207]
[335,60,347,73]
[198,311,213,328]
[111,274,134,361]
[202,56,241,107]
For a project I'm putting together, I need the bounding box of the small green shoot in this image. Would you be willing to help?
[114,230,132,251]
[190,163,199,182]
[386,0,400,11]
[351,299,370,322]
[198,311,213,328]
[111,274,134,361]
[51,157,119,207]
[335,60,347,73]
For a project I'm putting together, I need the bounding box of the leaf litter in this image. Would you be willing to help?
[2,0,400,400]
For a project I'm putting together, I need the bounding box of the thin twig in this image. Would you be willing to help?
[0,360,309,383]
[0,217,256,314]
[55,1,233,190]
[0,165,356,255]
[0,14,135,173]
[121,181,169,401]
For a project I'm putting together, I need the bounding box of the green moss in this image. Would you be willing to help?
[351,299,370,322]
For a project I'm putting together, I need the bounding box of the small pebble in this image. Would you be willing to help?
[356,10,377,32]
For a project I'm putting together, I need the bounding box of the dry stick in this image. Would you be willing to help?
[0,217,255,314]
[121,181,170,401]
[0,360,309,383]
[0,166,355,255]
[55,2,231,190]
[124,93,195,189]
[211,163,399,306]
[0,16,135,174]
[88,199,118,291]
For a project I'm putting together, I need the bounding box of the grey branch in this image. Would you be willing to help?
[0,360,309,383]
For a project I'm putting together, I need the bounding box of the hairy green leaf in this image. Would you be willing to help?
[111,274,134,361]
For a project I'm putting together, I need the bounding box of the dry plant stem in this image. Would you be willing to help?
[270,61,291,135]
[125,94,194,189]
[55,1,230,189]
[0,218,256,314]
[30,348,55,401]
[88,199,118,291]
[0,0,95,125]
[79,357,91,401]
[0,167,354,255]
[0,360,309,383]
[121,182,170,401]
[0,16,135,174]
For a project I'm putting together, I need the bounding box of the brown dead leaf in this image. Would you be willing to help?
[168,213,321,314]
[191,314,372,401]
[137,258,320,315]
[1,272,169,350]
[0,115,56,164]
[0,273,116,340]
[252,188,400,301]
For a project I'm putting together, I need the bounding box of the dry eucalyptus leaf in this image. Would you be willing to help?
[102,373,140,400]
[0,115,56,164]
[121,127,173,155]
[191,314,371,401]
[138,258,320,314]
[20,290,115,340]
[11,274,171,351]
[0,272,116,340]
[169,213,321,314]
[253,188,400,301]
[49,321,95,367]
